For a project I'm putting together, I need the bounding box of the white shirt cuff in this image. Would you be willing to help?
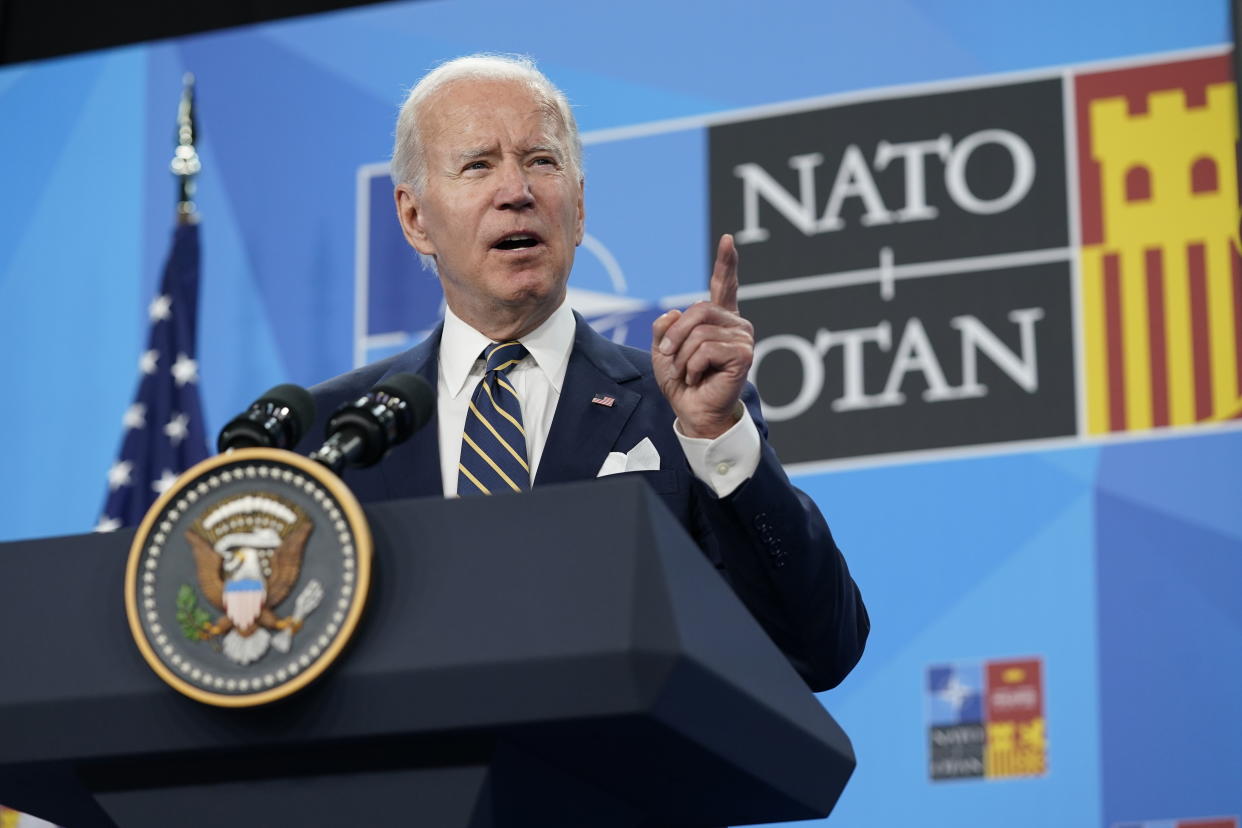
[675,405,762,498]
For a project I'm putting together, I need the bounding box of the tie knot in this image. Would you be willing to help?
[483,341,528,374]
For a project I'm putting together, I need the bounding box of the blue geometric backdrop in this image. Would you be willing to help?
[0,2,1237,825]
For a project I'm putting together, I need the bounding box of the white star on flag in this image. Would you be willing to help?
[101,221,207,528]
[94,515,122,533]
[164,412,190,446]
[148,294,172,322]
[108,460,134,491]
[123,402,147,430]
[152,469,178,495]
[171,352,199,387]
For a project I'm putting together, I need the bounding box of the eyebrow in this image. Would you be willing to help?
[455,146,495,164]
[453,143,562,164]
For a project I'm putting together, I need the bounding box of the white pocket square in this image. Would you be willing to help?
[596,437,661,477]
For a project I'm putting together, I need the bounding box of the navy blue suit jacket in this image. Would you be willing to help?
[302,313,868,691]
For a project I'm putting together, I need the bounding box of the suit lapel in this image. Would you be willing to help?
[364,316,643,494]
[376,327,444,499]
[535,314,643,486]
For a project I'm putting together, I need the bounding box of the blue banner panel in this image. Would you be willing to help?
[1096,430,1242,826]
[1,1,1238,826]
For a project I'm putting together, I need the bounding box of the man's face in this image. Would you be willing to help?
[395,79,584,335]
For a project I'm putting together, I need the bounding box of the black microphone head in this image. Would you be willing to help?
[373,373,435,437]
[217,383,316,453]
[316,373,434,470]
[255,383,316,444]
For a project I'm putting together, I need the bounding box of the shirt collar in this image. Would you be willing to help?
[438,300,576,398]
[520,299,575,394]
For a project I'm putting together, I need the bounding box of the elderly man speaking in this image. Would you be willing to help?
[307,54,868,692]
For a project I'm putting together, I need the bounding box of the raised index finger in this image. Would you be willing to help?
[709,233,739,314]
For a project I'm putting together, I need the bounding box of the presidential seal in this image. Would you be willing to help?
[124,447,371,706]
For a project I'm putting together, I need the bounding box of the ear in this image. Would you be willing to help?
[574,176,585,246]
[394,185,437,257]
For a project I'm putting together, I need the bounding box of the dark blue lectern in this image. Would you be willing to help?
[0,477,853,827]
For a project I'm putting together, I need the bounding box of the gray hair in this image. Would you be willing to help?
[390,53,583,194]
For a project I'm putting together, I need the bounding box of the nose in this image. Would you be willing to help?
[493,160,534,211]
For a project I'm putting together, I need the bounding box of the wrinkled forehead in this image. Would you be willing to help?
[419,78,571,157]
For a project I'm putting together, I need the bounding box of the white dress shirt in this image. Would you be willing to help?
[436,301,761,497]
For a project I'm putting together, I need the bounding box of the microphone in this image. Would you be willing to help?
[217,384,316,452]
[309,373,434,474]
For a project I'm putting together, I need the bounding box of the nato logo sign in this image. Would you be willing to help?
[926,656,1047,781]
[711,80,1077,463]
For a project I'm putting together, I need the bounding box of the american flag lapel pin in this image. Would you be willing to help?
[591,394,616,407]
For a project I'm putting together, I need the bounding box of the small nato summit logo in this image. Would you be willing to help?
[926,656,1047,781]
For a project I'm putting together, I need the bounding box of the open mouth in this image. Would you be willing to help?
[493,233,542,251]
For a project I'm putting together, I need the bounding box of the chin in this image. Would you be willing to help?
[497,268,567,305]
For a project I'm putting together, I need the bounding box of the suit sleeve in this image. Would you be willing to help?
[689,384,869,692]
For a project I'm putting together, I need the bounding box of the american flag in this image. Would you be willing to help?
[97,223,209,531]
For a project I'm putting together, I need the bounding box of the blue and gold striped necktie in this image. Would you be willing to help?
[457,341,530,496]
